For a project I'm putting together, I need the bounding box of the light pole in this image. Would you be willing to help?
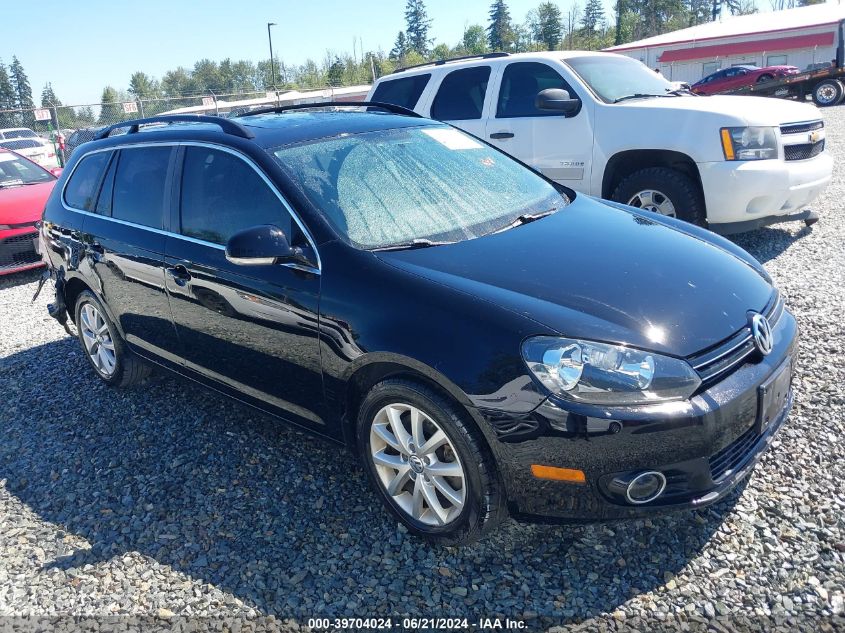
[267,22,277,92]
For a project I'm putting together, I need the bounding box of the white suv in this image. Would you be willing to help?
[368,51,833,233]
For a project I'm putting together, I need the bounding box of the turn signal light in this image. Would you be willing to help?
[530,465,586,484]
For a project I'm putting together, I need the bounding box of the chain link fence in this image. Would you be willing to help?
[0,85,369,166]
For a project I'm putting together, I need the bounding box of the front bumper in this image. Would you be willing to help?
[698,153,832,227]
[0,228,44,276]
[474,309,798,522]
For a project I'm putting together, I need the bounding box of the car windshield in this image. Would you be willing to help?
[3,129,38,140]
[271,125,566,249]
[0,152,54,187]
[0,139,41,150]
[566,55,678,103]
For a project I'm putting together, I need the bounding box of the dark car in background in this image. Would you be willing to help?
[38,107,796,544]
[64,126,105,159]
[692,64,800,95]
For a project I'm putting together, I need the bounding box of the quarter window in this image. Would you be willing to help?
[430,66,491,121]
[111,146,172,228]
[179,146,291,245]
[64,151,111,211]
[497,62,576,118]
[371,74,431,109]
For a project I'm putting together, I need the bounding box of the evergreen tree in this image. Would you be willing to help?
[535,2,564,50]
[487,0,515,51]
[580,0,605,48]
[40,82,60,107]
[327,57,345,86]
[128,71,160,99]
[0,61,15,112]
[404,0,432,55]
[390,31,409,60]
[9,56,33,110]
[98,86,122,125]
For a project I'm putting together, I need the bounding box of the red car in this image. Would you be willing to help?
[0,148,60,275]
[691,64,800,95]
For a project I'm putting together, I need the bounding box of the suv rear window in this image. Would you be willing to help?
[111,146,171,228]
[64,151,111,211]
[371,74,431,109]
[431,66,491,121]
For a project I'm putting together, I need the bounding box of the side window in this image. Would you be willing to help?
[95,153,117,216]
[112,146,172,228]
[64,151,111,211]
[430,66,491,121]
[371,74,431,109]
[179,146,292,246]
[497,62,576,118]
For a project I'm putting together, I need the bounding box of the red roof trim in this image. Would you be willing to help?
[609,20,840,53]
[657,31,835,62]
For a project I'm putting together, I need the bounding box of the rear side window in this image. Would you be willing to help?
[431,66,491,121]
[371,74,430,109]
[497,62,576,118]
[111,146,172,228]
[179,146,291,245]
[64,151,111,211]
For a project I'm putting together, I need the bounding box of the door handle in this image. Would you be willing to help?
[166,265,191,286]
[489,131,515,139]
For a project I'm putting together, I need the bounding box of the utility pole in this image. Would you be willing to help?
[267,22,277,91]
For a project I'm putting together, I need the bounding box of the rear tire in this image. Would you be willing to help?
[812,79,844,106]
[756,74,774,83]
[356,379,505,545]
[611,166,706,226]
[74,290,150,388]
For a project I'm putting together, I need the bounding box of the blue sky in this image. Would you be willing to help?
[4,0,573,105]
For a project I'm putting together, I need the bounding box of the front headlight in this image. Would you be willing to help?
[720,126,778,161]
[522,336,701,405]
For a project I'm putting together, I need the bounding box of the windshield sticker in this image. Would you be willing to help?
[422,128,483,150]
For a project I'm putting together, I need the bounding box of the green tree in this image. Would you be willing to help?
[98,86,122,125]
[462,24,489,54]
[9,56,33,110]
[0,62,17,112]
[390,31,409,60]
[327,57,345,86]
[40,82,60,107]
[128,71,160,100]
[161,67,195,97]
[405,0,432,55]
[192,59,223,93]
[487,0,515,51]
[432,43,452,60]
[580,0,605,49]
[535,2,564,50]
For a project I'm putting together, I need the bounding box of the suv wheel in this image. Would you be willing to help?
[612,166,706,226]
[75,290,150,387]
[357,379,505,545]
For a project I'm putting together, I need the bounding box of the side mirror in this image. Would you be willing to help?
[535,88,581,116]
[49,167,63,178]
[225,224,302,266]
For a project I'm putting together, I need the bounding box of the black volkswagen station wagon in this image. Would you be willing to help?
[38,105,796,544]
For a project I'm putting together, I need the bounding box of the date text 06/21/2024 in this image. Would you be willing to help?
[306,617,528,630]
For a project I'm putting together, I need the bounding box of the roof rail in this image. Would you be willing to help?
[237,101,423,118]
[393,52,510,74]
[94,114,255,141]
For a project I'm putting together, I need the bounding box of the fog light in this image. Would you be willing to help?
[625,471,666,504]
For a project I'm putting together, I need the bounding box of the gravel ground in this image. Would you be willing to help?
[1,110,844,633]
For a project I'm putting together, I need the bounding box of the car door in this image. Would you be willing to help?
[163,144,325,430]
[76,145,183,364]
[485,61,593,191]
[426,66,493,139]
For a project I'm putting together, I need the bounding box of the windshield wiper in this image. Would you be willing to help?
[613,93,678,103]
[371,238,454,252]
[494,208,558,234]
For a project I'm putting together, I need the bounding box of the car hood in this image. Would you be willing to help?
[377,196,773,358]
[617,94,820,126]
[0,181,55,225]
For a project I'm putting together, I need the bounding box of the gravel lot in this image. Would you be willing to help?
[1,109,844,633]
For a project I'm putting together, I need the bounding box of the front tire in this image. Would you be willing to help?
[357,379,505,545]
[756,73,774,83]
[812,79,844,106]
[75,290,150,388]
[611,166,706,226]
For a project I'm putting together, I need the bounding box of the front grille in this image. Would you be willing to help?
[784,140,825,161]
[780,120,823,135]
[709,424,759,482]
[0,231,40,271]
[689,291,784,385]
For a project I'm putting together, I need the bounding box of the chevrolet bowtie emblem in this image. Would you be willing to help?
[809,131,821,143]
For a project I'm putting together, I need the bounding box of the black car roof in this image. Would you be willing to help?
[92,111,440,152]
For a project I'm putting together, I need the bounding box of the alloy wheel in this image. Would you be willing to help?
[627,189,677,217]
[79,303,117,377]
[369,403,466,527]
